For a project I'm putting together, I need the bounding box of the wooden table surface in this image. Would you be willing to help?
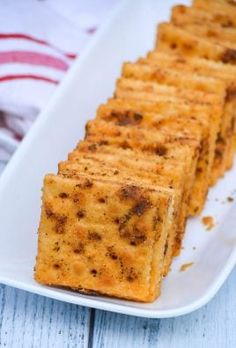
[0,268,235,348]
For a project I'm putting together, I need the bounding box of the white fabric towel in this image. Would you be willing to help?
[0,0,118,171]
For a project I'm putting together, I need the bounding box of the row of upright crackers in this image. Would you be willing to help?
[35,0,236,302]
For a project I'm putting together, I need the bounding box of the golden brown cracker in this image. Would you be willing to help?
[59,147,187,272]
[193,0,236,20]
[172,4,236,30]
[156,22,236,64]
[146,51,236,181]
[113,82,221,213]
[35,174,175,302]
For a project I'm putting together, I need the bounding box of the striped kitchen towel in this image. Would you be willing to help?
[0,0,118,172]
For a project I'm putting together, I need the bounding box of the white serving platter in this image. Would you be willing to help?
[0,0,235,319]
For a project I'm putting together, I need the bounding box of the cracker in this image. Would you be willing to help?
[94,110,205,215]
[172,22,236,46]
[193,0,236,19]
[156,24,236,180]
[123,60,224,95]
[168,16,236,162]
[147,51,236,181]
[147,51,236,78]
[82,117,198,259]
[59,147,187,272]
[131,59,232,168]
[116,77,221,105]
[84,116,203,219]
[35,174,175,302]
[172,4,236,30]
[70,134,194,224]
[156,22,236,64]
[114,81,221,212]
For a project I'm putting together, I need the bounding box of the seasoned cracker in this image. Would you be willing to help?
[193,0,236,20]
[114,82,221,213]
[155,27,236,180]
[156,22,236,64]
[59,147,186,273]
[123,60,224,95]
[172,4,236,31]
[35,174,175,302]
[147,51,236,180]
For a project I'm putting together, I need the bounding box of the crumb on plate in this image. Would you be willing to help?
[227,196,234,203]
[202,216,215,230]
[179,262,194,272]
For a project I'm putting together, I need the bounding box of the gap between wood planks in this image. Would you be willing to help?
[88,308,96,348]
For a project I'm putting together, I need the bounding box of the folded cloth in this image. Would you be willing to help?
[0,0,118,172]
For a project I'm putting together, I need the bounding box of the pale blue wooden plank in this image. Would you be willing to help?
[92,269,236,348]
[0,285,91,348]
[156,269,236,348]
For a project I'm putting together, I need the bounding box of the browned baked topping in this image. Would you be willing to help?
[182,43,194,51]
[72,195,80,204]
[123,266,138,282]
[88,143,97,152]
[120,141,132,149]
[54,215,67,234]
[131,197,152,217]
[44,203,67,234]
[221,49,236,63]
[58,192,68,199]
[108,111,143,126]
[133,112,143,121]
[53,263,60,269]
[83,179,93,188]
[227,0,236,6]
[98,197,106,203]
[154,145,167,156]
[226,87,236,102]
[88,231,102,241]
[73,243,85,254]
[106,246,118,260]
[99,140,109,146]
[77,210,86,218]
[119,224,147,246]
[119,185,140,200]
[90,269,98,277]
[45,203,54,218]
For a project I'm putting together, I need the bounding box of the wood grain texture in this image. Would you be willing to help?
[0,269,235,348]
[92,269,236,348]
[0,285,90,348]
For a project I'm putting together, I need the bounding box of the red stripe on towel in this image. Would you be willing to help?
[0,74,59,84]
[0,51,69,70]
[0,33,77,59]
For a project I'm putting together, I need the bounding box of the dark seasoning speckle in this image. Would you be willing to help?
[115,185,153,246]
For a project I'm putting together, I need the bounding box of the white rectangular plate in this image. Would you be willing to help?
[0,0,235,318]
